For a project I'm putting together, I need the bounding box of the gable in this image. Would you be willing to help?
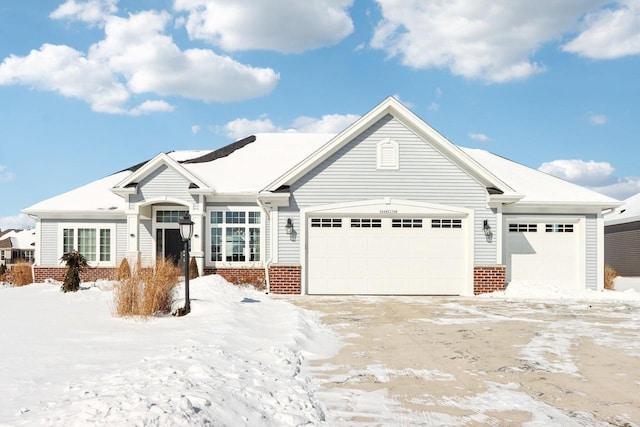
[290,115,487,208]
[130,164,198,205]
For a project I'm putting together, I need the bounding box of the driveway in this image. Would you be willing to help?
[288,296,640,426]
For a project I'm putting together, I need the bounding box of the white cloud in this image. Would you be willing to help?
[0,9,279,114]
[128,100,175,116]
[539,158,640,199]
[563,1,640,59]
[291,114,360,133]
[222,117,280,139]
[370,0,608,83]
[469,132,491,142]
[539,159,615,186]
[50,0,118,25]
[221,113,360,139]
[191,125,201,134]
[588,113,607,125]
[428,102,440,111]
[589,177,640,200]
[0,214,35,231]
[0,165,14,182]
[173,0,354,53]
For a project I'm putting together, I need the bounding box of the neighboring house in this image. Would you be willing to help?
[604,192,640,276]
[23,97,619,295]
[0,228,36,267]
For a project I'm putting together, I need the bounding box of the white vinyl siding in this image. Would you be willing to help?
[130,164,197,206]
[282,115,492,264]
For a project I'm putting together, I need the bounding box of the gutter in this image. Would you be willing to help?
[256,197,272,294]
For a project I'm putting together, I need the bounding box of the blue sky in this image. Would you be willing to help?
[1,0,639,230]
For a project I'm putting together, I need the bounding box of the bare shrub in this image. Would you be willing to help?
[10,262,33,287]
[113,258,180,318]
[189,257,199,280]
[116,257,132,281]
[604,265,618,290]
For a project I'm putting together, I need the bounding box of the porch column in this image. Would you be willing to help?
[125,210,140,267]
[190,204,205,276]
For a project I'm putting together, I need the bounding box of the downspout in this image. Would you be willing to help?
[256,197,272,294]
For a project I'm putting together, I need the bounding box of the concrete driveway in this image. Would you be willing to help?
[288,296,640,426]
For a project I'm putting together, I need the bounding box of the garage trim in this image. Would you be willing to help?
[299,198,475,295]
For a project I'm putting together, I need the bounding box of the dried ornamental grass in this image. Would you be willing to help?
[115,257,132,282]
[10,262,33,287]
[113,258,180,318]
[604,264,618,290]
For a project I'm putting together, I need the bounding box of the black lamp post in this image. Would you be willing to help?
[177,212,194,316]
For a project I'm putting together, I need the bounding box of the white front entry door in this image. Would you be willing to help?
[307,216,468,295]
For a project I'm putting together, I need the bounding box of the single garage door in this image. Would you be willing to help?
[505,220,581,288]
[307,216,468,295]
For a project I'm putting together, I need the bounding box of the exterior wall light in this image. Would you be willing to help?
[483,219,492,238]
[285,218,294,235]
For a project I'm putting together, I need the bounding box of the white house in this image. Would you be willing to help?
[604,192,640,277]
[23,97,619,295]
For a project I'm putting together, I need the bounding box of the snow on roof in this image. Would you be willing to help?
[604,192,640,226]
[0,229,35,250]
[183,133,334,193]
[23,171,131,214]
[462,148,619,206]
[24,133,619,215]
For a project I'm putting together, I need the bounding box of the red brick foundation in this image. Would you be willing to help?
[473,265,506,295]
[202,267,266,291]
[33,267,116,283]
[268,265,301,294]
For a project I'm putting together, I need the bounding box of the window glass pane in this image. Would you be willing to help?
[99,229,111,262]
[226,228,245,261]
[249,227,260,261]
[226,211,246,224]
[211,211,223,224]
[248,211,261,224]
[211,228,222,261]
[63,229,74,254]
[78,228,96,261]
[156,210,188,223]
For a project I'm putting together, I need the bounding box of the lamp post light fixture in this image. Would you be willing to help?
[176,212,194,316]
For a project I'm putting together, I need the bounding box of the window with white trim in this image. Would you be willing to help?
[60,225,114,264]
[392,218,423,228]
[377,138,399,170]
[546,224,574,233]
[351,218,382,228]
[509,223,537,232]
[431,219,462,229]
[209,209,262,263]
[310,218,342,228]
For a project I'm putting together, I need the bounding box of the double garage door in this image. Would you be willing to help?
[307,216,468,295]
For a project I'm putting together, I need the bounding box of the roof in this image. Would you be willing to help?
[23,98,618,214]
[0,229,36,250]
[604,192,640,226]
[462,148,619,206]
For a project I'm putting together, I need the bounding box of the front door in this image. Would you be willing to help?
[157,229,183,267]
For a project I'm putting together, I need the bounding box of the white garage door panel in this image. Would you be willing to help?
[307,217,467,295]
[505,222,580,289]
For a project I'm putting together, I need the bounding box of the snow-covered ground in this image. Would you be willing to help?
[0,276,340,426]
[1,276,639,425]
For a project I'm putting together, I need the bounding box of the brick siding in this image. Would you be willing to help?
[473,265,506,295]
[202,267,266,291]
[268,265,301,294]
[33,267,116,283]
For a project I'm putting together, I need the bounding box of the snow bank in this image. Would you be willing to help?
[613,276,640,292]
[480,280,640,303]
[0,275,341,426]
